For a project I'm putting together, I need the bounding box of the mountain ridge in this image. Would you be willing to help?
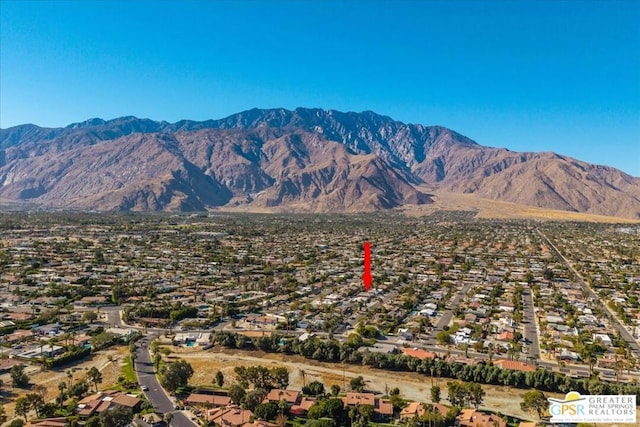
[1,108,639,218]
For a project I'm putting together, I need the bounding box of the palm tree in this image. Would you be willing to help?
[581,345,597,376]
[487,343,495,363]
[57,381,67,404]
[625,348,636,375]
[614,356,625,383]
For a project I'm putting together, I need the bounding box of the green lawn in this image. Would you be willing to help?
[121,355,138,384]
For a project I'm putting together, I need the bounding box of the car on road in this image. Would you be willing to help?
[140,385,149,391]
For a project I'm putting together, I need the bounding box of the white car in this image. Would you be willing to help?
[140,385,149,391]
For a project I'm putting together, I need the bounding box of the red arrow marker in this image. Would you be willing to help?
[363,241,372,291]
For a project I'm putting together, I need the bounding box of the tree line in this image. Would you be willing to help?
[212,331,640,398]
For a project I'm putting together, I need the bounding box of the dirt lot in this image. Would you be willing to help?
[175,346,640,425]
[173,346,537,420]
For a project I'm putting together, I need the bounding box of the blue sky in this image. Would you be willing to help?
[1,0,639,176]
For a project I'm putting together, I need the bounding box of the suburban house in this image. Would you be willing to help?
[400,402,449,420]
[401,347,437,360]
[342,393,393,421]
[493,359,537,372]
[206,405,253,426]
[76,391,141,418]
[263,389,301,405]
[185,393,231,408]
[455,409,507,427]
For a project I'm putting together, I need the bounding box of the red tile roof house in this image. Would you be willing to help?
[206,405,254,426]
[185,393,232,408]
[261,389,317,416]
[400,402,449,421]
[496,331,515,341]
[76,391,141,418]
[290,397,316,416]
[401,348,437,360]
[263,389,301,405]
[342,393,393,421]
[455,409,507,427]
[493,359,536,372]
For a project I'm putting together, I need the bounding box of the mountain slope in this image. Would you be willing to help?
[0,108,639,218]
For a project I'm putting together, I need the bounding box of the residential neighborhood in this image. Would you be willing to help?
[0,212,639,426]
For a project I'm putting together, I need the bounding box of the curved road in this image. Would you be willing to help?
[134,336,196,427]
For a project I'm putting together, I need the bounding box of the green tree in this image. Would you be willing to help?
[244,388,268,411]
[350,376,365,392]
[467,383,485,409]
[270,366,290,389]
[57,381,67,404]
[9,420,24,427]
[436,331,452,345]
[38,403,57,419]
[82,311,98,323]
[99,405,132,427]
[431,384,441,403]
[254,402,279,420]
[25,393,44,418]
[357,404,375,425]
[323,398,347,423]
[389,392,406,412]
[10,365,29,388]
[228,384,246,405]
[330,384,341,396]
[87,366,103,391]
[14,397,30,421]
[160,360,194,393]
[214,370,225,388]
[520,390,548,419]
[446,381,465,407]
[150,339,160,355]
[153,352,161,371]
[420,404,445,427]
[302,380,325,396]
[68,380,89,398]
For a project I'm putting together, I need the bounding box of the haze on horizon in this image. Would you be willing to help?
[1,0,638,176]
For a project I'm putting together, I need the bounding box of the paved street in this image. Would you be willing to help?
[134,336,196,427]
[434,281,474,331]
[521,287,540,359]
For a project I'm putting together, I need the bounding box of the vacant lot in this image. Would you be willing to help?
[175,346,640,426]
[175,346,536,420]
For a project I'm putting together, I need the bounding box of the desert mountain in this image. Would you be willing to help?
[1,108,639,218]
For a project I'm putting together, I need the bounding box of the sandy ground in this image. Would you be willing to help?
[0,346,129,423]
[175,346,640,426]
[172,346,537,421]
[402,190,640,224]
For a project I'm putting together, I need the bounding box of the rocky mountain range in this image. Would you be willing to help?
[1,107,639,218]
